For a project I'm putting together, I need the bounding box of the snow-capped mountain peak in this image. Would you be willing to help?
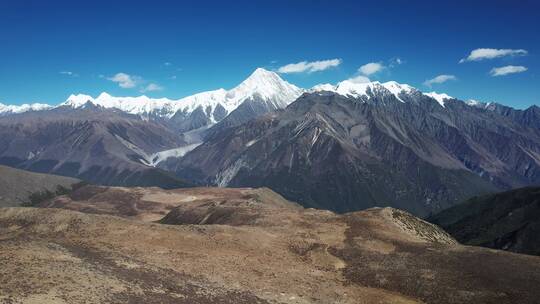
[97,92,113,100]
[313,79,417,103]
[173,88,229,118]
[423,92,454,107]
[466,99,490,109]
[63,94,95,107]
[226,68,303,109]
[54,68,302,125]
[382,81,415,98]
[0,102,53,115]
[1,68,493,120]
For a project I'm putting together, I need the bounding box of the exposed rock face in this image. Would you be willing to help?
[429,186,540,256]
[1,186,540,303]
[165,92,540,216]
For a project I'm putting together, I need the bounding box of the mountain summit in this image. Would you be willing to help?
[226,67,303,108]
[1,68,495,122]
[53,68,303,132]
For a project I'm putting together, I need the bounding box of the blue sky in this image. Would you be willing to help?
[0,0,539,108]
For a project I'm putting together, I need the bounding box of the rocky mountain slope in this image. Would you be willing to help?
[429,186,540,256]
[165,87,540,216]
[0,165,80,207]
[0,68,303,187]
[1,69,539,215]
[1,186,540,303]
[0,105,190,188]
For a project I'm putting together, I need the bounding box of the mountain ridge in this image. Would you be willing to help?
[2,68,302,129]
[164,90,540,216]
[0,105,192,188]
[2,67,528,118]
[1,68,539,215]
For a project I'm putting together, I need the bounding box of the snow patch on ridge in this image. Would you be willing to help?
[311,80,416,103]
[245,139,259,147]
[424,92,453,107]
[148,143,202,166]
[0,102,52,115]
[215,158,248,187]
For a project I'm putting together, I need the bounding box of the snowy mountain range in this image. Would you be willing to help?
[22,68,303,127]
[1,67,490,121]
[1,67,538,215]
[164,85,540,216]
[0,102,52,116]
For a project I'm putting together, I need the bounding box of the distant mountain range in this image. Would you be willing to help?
[1,68,539,215]
[162,73,540,216]
[0,104,191,187]
[3,68,303,132]
[0,69,301,188]
[0,102,52,115]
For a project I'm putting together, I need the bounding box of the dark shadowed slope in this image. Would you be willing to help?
[429,186,540,256]
[0,165,80,207]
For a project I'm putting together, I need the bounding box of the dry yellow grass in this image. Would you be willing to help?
[1,185,539,304]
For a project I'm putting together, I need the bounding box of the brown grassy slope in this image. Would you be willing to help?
[1,186,539,303]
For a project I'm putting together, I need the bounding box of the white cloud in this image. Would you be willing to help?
[423,74,457,87]
[60,71,78,77]
[140,83,163,92]
[277,58,342,73]
[460,48,527,63]
[489,65,527,77]
[347,75,371,83]
[388,57,404,68]
[358,62,384,76]
[107,73,139,88]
